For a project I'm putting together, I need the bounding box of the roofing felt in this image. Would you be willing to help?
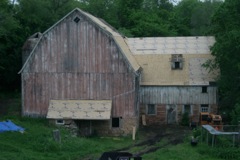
[127,36,218,86]
[46,100,112,120]
[126,36,215,55]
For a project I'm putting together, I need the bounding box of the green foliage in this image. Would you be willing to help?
[172,0,222,36]
[0,117,134,160]
[143,142,221,160]
[209,0,240,117]
[180,112,190,126]
[192,128,201,138]
[198,145,240,160]
[231,103,240,125]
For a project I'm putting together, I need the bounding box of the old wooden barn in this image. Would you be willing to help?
[126,37,218,125]
[20,8,218,136]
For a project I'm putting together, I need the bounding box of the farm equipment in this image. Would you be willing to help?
[199,112,223,130]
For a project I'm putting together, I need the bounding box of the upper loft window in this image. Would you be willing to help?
[202,86,208,93]
[171,54,183,70]
[73,16,81,23]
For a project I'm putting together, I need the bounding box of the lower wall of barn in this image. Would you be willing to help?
[49,116,139,136]
[139,104,218,126]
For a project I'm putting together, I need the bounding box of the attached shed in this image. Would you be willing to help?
[126,37,218,125]
[20,8,141,136]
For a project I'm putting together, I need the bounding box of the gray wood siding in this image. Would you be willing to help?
[22,11,138,118]
[140,86,217,105]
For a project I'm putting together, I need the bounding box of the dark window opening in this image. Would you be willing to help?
[171,54,183,70]
[183,105,191,115]
[56,119,64,125]
[74,17,81,23]
[202,115,208,121]
[112,117,120,128]
[174,62,180,69]
[202,86,208,93]
[147,104,156,115]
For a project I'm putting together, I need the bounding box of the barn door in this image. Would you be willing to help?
[167,105,176,124]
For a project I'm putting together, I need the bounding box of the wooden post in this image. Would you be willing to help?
[207,132,209,145]
[132,126,136,140]
[233,135,235,147]
[142,115,146,126]
[238,121,240,144]
[212,135,214,147]
[53,129,61,143]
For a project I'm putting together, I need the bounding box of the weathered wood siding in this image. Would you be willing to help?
[140,86,217,104]
[21,10,139,118]
[139,86,218,125]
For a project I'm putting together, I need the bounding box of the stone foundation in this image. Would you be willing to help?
[140,104,219,126]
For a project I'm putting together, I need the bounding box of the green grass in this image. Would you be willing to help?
[0,94,239,160]
[142,143,221,160]
[0,117,135,160]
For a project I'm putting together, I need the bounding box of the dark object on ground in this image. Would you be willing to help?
[99,152,142,160]
[190,122,197,130]
[191,137,198,146]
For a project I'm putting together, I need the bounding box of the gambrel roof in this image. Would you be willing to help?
[19,8,141,73]
[20,8,218,86]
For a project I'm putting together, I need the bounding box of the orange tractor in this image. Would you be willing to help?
[199,112,223,130]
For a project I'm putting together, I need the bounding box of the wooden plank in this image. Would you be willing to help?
[142,115,147,126]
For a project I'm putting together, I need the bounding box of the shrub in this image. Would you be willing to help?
[180,112,190,126]
[231,103,240,125]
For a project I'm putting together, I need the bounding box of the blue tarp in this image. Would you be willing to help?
[0,120,24,133]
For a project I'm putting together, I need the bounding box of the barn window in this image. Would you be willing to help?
[56,119,65,125]
[171,54,183,70]
[182,105,191,115]
[202,86,208,93]
[147,104,156,115]
[73,16,81,23]
[200,104,209,112]
[112,117,120,128]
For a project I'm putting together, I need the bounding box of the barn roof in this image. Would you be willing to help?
[47,100,112,120]
[19,8,141,73]
[126,36,215,55]
[125,36,218,86]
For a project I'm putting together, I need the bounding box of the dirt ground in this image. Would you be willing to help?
[112,125,192,157]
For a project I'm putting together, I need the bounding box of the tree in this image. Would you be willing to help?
[0,0,21,90]
[209,0,240,118]
[79,0,120,28]
[117,0,177,37]
[0,0,83,91]
[172,0,222,36]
